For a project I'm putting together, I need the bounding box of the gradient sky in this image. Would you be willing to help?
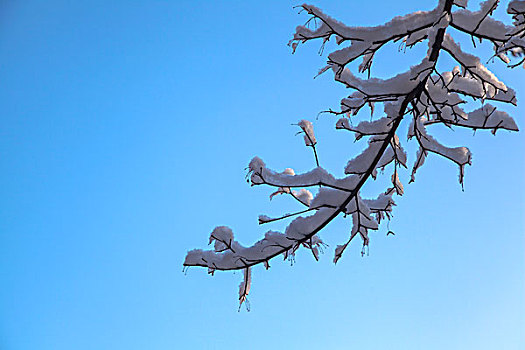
[0,1,523,349]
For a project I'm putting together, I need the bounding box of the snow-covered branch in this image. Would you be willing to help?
[185,0,521,308]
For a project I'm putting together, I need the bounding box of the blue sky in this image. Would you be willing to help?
[0,1,523,349]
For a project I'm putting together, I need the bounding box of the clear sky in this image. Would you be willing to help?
[0,1,523,349]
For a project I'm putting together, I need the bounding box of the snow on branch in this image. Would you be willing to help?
[425,103,519,132]
[298,120,317,146]
[247,156,359,192]
[238,268,251,310]
[508,0,525,27]
[503,1,525,67]
[184,207,337,272]
[344,135,398,177]
[336,116,393,139]
[333,63,426,98]
[185,0,521,308]
[297,120,320,167]
[442,34,508,90]
[450,0,525,67]
[451,0,509,41]
[441,66,517,104]
[409,115,472,186]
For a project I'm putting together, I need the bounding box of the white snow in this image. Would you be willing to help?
[186,0,522,305]
[298,120,317,146]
